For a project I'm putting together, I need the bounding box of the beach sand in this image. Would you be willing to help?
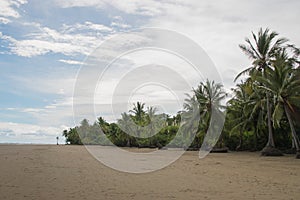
[0,145,299,200]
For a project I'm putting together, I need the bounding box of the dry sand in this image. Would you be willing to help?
[0,145,299,200]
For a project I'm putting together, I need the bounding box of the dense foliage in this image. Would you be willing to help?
[63,28,300,157]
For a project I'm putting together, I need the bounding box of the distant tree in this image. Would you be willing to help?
[130,101,146,125]
[63,128,82,145]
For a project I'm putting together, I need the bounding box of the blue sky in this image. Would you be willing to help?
[1,0,300,144]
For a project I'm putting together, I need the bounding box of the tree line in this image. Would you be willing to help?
[63,28,300,158]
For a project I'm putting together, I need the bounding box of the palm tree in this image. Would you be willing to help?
[146,106,164,147]
[236,28,288,79]
[227,81,270,151]
[147,106,165,130]
[117,112,135,146]
[128,101,147,142]
[183,80,226,149]
[254,49,300,158]
[193,80,226,134]
[237,28,288,155]
[181,94,201,149]
[98,117,110,134]
[227,82,251,150]
[130,101,146,125]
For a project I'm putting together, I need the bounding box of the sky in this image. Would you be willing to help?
[0,0,300,144]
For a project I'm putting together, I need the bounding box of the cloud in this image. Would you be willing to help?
[55,0,189,16]
[4,73,78,127]
[0,17,11,24]
[0,122,67,144]
[6,96,75,128]
[51,0,300,91]
[59,59,85,65]
[10,74,76,95]
[143,0,300,89]
[110,21,131,29]
[55,0,106,9]
[0,0,27,23]
[62,21,113,33]
[0,22,115,57]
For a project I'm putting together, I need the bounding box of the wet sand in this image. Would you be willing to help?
[0,145,299,200]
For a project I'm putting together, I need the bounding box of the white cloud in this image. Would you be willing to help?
[110,22,131,29]
[0,0,27,23]
[0,17,11,24]
[55,0,106,9]
[55,0,188,16]
[6,96,75,128]
[10,74,76,96]
[62,21,113,33]
[0,0,27,18]
[51,0,300,91]
[59,59,85,65]
[22,108,44,113]
[5,107,18,111]
[142,0,300,89]
[1,22,115,57]
[0,122,67,144]
[5,73,81,127]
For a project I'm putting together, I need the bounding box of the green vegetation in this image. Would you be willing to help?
[63,28,300,158]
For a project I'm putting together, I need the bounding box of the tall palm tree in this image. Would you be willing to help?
[254,49,300,158]
[237,28,288,155]
[236,28,288,80]
[227,82,252,150]
[227,81,270,151]
[117,112,135,146]
[129,101,146,140]
[130,101,146,125]
[183,80,226,149]
[193,80,227,134]
[146,106,160,137]
[181,94,201,148]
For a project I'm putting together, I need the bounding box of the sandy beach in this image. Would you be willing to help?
[0,145,299,200]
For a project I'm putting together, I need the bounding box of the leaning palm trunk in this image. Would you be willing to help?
[266,95,275,147]
[236,130,243,151]
[261,95,283,156]
[292,139,295,149]
[284,104,300,158]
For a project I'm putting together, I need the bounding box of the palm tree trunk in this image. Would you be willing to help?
[261,96,283,156]
[254,127,258,151]
[292,139,295,149]
[284,104,300,151]
[236,130,243,151]
[266,95,275,147]
[127,137,131,147]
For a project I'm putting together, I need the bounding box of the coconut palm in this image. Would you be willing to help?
[227,82,251,150]
[254,49,300,158]
[227,81,270,151]
[181,94,201,148]
[145,106,160,139]
[237,28,289,155]
[130,101,146,125]
[182,80,226,149]
[116,113,134,146]
[236,28,288,80]
[193,80,227,133]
